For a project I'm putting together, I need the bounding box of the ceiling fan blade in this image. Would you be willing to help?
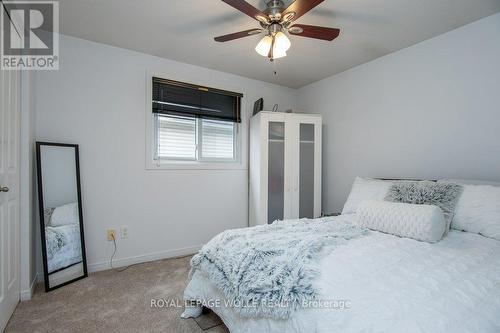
[288,24,340,41]
[214,29,262,42]
[221,0,270,24]
[281,0,325,23]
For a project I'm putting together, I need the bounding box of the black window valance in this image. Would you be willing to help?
[152,77,242,123]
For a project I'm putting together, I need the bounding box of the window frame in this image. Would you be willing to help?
[145,72,245,170]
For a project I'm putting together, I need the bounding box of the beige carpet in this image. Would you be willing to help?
[5,256,229,333]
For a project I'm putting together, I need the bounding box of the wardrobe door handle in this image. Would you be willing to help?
[0,186,9,193]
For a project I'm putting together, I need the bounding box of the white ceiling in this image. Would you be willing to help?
[58,0,500,88]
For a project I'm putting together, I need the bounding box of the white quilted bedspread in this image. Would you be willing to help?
[184,215,500,333]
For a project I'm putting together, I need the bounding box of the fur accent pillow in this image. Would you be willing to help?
[357,201,446,243]
[384,181,462,231]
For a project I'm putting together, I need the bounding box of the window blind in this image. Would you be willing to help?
[201,119,235,159]
[152,77,242,123]
[156,115,196,159]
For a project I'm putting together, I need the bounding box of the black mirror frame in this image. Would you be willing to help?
[36,142,88,292]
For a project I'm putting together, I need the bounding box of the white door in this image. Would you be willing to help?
[289,114,322,219]
[0,66,21,331]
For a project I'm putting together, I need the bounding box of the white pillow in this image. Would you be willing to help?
[356,201,446,243]
[50,202,80,227]
[451,184,500,240]
[342,177,393,214]
[439,179,500,186]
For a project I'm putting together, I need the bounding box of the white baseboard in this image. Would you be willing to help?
[20,274,38,301]
[87,245,202,273]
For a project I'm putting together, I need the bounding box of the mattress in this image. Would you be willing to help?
[184,215,500,333]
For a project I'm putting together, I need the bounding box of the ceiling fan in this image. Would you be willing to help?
[214,0,340,61]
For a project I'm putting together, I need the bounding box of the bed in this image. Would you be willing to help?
[44,203,83,274]
[46,224,83,273]
[184,214,500,333]
[183,178,500,332]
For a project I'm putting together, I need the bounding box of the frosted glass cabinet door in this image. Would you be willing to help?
[299,123,315,218]
[268,122,285,223]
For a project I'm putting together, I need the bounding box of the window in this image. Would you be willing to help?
[200,118,235,160]
[156,115,196,160]
[151,77,242,164]
[154,114,237,161]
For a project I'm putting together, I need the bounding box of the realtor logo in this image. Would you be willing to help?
[1,0,59,70]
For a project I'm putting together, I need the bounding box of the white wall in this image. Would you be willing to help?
[297,13,500,213]
[34,35,296,274]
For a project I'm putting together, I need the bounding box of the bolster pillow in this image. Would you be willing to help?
[356,201,446,243]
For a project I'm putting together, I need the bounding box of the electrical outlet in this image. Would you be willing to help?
[107,229,116,241]
[120,226,129,239]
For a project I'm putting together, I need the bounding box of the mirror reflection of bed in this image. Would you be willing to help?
[44,202,83,287]
[37,143,87,291]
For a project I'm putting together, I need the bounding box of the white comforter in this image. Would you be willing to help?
[47,224,83,273]
[184,215,500,333]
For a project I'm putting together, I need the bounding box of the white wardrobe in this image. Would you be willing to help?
[249,112,322,226]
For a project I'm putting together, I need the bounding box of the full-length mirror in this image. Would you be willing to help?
[36,142,87,291]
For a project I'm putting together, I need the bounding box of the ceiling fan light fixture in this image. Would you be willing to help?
[255,32,290,60]
[272,48,287,59]
[274,31,291,52]
[255,35,273,57]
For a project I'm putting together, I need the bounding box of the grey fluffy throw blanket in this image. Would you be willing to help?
[190,218,366,319]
